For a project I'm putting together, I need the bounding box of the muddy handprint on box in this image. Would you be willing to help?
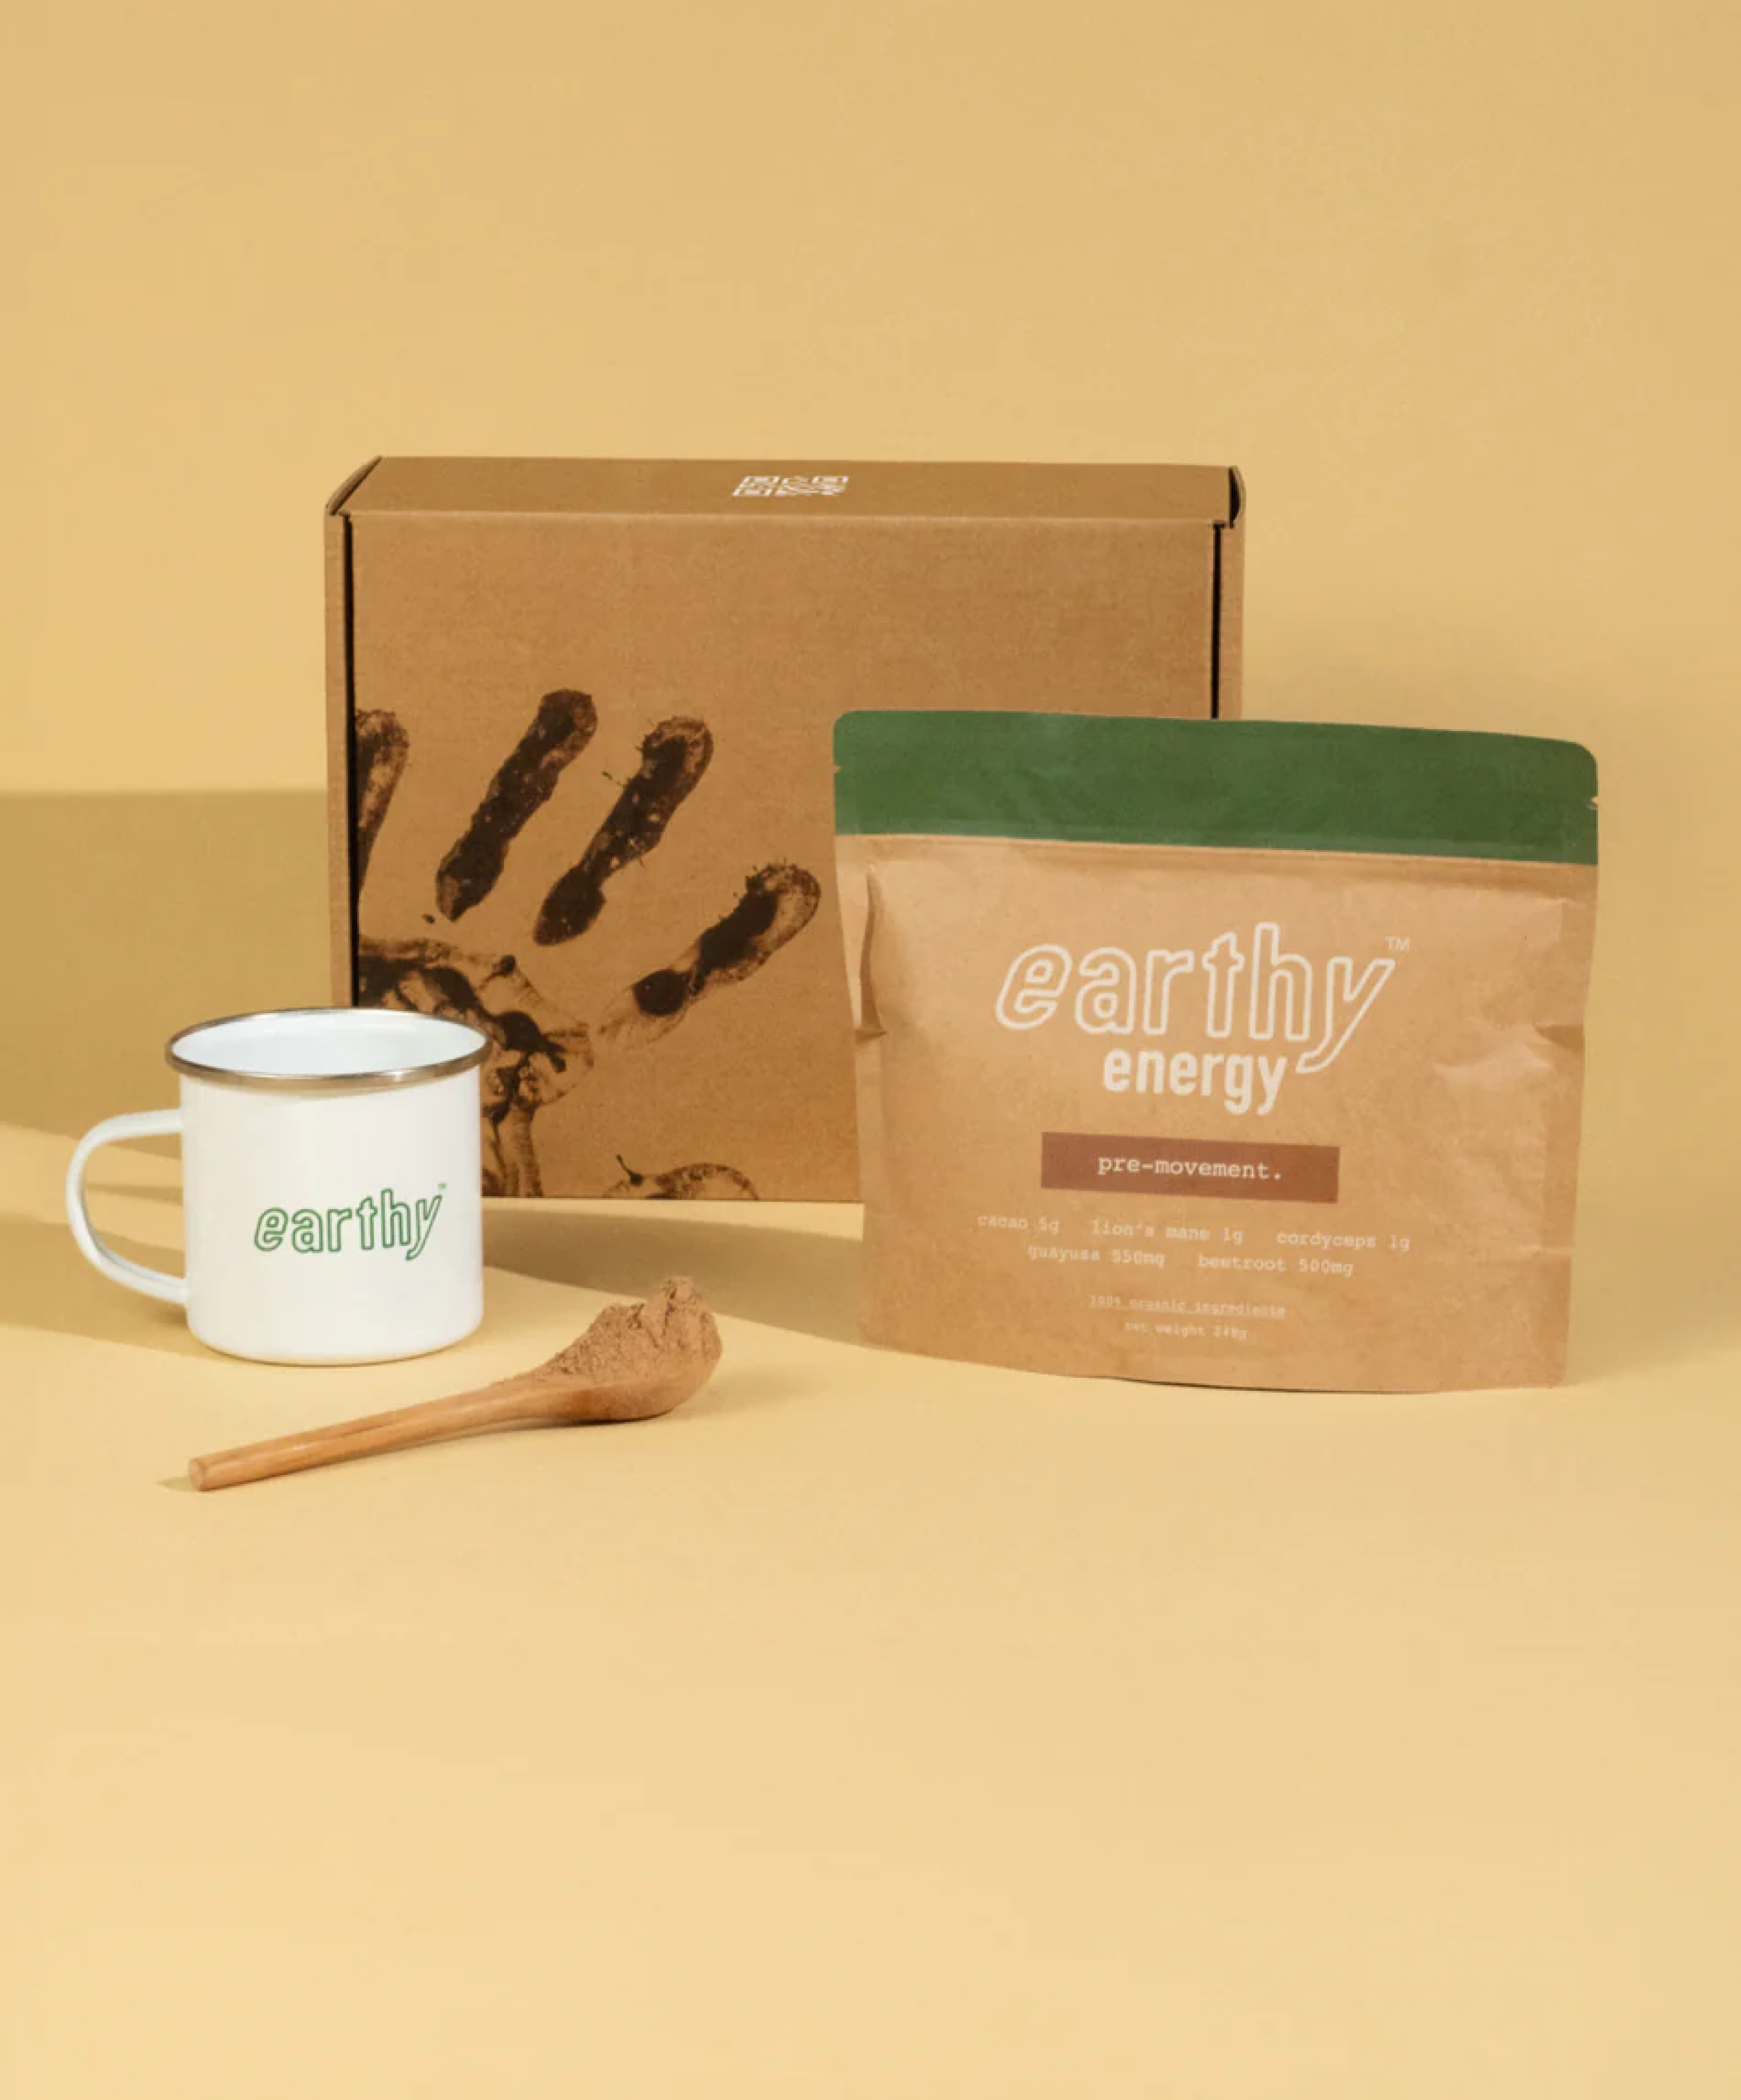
[354,691,819,1198]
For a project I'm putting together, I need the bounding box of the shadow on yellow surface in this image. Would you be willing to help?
[0,793,330,1138]
[484,1205,860,1347]
[0,1215,203,1355]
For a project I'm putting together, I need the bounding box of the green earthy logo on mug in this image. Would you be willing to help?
[252,1186,445,1262]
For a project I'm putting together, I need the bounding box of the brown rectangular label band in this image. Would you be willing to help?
[1041,1132,1340,1204]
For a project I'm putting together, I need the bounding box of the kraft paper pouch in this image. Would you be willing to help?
[834,714,1598,1392]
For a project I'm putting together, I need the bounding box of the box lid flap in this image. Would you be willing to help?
[336,458,1237,524]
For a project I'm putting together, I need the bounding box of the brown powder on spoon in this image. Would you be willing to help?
[524,1274,722,1416]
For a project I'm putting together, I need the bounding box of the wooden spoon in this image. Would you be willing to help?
[188,1276,721,1491]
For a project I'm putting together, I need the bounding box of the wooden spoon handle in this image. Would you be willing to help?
[188,1374,562,1492]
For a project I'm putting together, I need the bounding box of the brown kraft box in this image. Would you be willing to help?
[325,458,1244,1198]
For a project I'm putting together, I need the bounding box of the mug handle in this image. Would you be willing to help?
[65,1110,188,1306]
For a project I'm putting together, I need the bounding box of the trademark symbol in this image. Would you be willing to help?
[1387,935,1410,953]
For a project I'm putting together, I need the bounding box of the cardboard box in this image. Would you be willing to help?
[326,458,1244,1199]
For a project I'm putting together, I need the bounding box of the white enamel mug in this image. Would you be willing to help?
[65,1008,490,1364]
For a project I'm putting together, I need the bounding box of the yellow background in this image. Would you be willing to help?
[6,3,1740,2094]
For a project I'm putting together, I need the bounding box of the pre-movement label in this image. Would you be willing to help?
[1041,1133,1340,1204]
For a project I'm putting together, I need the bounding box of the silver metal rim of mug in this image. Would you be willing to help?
[65,1006,492,1366]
